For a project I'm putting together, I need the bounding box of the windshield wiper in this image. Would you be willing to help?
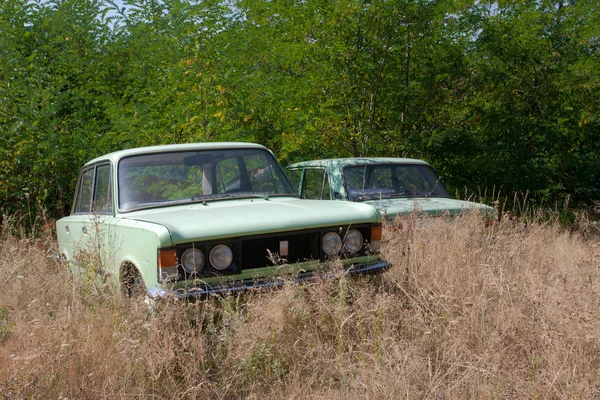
[191,192,270,202]
[240,192,269,200]
[353,191,437,201]
[388,191,414,198]
[353,193,396,202]
[388,191,443,199]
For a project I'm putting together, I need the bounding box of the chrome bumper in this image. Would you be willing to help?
[147,260,390,299]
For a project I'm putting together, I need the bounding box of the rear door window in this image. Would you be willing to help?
[75,168,94,214]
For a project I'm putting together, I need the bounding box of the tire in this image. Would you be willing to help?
[121,265,160,314]
[121,265,147,300]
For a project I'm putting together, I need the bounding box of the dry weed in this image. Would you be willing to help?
[1,213,599,398]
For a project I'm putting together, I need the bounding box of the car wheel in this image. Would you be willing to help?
[121,265,147,299]
[121,265,160,315]
[131,273,147,299]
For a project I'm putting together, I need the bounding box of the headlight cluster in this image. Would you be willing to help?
[181,248,204,273]
[181,245,233,274]
[210,244,233,270]
[322,229,364,256]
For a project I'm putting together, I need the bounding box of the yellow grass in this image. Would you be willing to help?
[1,213,599,398]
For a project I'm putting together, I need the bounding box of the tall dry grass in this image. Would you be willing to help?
[1,213,599,398]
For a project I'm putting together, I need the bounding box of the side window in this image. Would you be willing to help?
[287,168,302,193]
[75,168,94,214]
[93,164,112,214]
[301,169,330,200]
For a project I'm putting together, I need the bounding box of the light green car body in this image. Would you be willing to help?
[56,143,388,298]
[287,158,496,221]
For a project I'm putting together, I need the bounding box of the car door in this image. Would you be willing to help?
[57,163,113,271]
[57,166,94,263]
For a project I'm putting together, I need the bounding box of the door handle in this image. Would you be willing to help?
[65,225,70,233]
[82,226,88,235]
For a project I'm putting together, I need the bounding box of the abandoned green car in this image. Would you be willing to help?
[56,143,389,299]
[287,158,495,221]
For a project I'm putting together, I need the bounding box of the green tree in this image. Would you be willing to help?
[0,0,114,218]
[427,0,599,201]
[0,0,598,222]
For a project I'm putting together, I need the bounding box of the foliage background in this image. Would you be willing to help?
[1,0,598,219]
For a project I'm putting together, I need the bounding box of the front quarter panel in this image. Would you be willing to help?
[105,218,172,290]
[56,214,172,291]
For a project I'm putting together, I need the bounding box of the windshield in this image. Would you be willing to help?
[118,148,296,211]
[343,164,450,201]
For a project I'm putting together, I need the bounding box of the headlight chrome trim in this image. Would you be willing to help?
[181,248,205,274]
[210,244,234,270]
[322,231,342,256]
[343,229,363,254]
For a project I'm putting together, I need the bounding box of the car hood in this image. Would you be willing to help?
[120,197,380,244]
[363,197,495,219]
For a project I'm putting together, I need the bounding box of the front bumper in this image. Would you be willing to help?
[147,259,390,299]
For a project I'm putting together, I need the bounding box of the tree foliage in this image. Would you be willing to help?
[0,0,598,220]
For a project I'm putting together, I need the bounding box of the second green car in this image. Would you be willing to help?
[288,157,495,221]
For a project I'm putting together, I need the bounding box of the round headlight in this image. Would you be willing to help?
[322,232,342,256]
[343,229,363,254]
[210,244,233,270]
[181,248,204,274]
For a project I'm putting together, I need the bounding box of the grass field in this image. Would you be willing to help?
[1,212,599,398]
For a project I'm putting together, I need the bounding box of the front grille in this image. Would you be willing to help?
[240,230,321,269]
[169,224,374,282]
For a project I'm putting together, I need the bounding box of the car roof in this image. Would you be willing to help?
[84,142,268,166]
[288,157,431,168]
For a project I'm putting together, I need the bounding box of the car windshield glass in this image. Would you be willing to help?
[118,148,296,211]
[343,164,450,201]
